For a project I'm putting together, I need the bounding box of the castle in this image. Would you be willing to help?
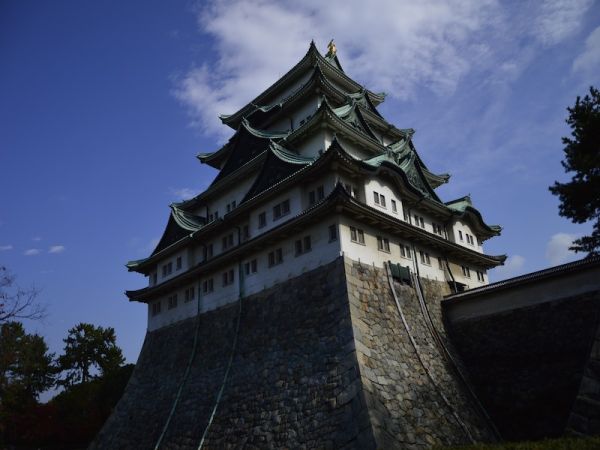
[92,42,519,449]
[125,41,505,332]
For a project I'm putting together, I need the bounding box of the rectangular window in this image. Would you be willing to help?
[152,273,157,285]
[162,265,167,277]
[350,226,365,244]
[400,244,411,259]
[403,208,409,222]
[377,236,390,252]
[184,287,195,302]
[273,199,290,220]
[152,301,161,316]
[462,266,471,278]
[167,262,173,274]
[245,259,258,275]
[373,192,380,205]
[433,223,444,236]
[476,270,485,282]
[328,224,337,242]
[317,185,324,200]
[226,203,231,213]
[295,235,312,256]
[308,191,316,205]
[438,257,444,270]
[458,230,464,241]
[391,200,397,213]
[420,217,425,228]
[380,195,386,208]
[295,239,302,256]
[168,294,178,310]
[202,279,214,293]
[222,269,235,286]
[419,251,431,265]
[258,212,266,228]
[176,257,182,270]
[268,248,283,267]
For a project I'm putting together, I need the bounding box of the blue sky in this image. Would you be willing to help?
[1,0,599,389]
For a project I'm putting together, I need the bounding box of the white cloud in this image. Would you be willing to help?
[24,249,41,256]
[495,254,526,278]
[48,245,66,254]
[170,187,198,200]
[0,245,13,251]
[545,232,579,265]
[32,236,42,241]
[174,0,592,138]
[532,0,593,46]
[573,25,600,75]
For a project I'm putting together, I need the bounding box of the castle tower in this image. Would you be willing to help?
[93,42,506,449]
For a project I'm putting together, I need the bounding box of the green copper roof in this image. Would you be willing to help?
[445,195,473,211]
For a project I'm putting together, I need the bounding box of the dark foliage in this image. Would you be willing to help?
[549,86,600,255]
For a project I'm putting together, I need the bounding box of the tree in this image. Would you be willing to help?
[0,266,46,323]
[0,321,55,401]
[549,86,600,255]
[57,323,125,387]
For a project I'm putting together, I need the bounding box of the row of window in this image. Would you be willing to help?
[152,286,196,316]
[458,230,477,246]
[373,191,399,214]
[308,186,325,205]
[460,265,486,281]
[152,226,339,316]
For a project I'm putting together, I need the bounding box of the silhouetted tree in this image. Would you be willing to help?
[0,266,45,323]
[549,86,600,255]
[58,323,125,387]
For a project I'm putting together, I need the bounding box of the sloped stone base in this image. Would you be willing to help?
[91,257,493,449]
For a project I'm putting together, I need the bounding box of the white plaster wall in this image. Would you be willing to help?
[147,281,200,331]
[364,178,403,220]
[337,136,372,160]
[147,221,342,330]
[296,129,327,159]
[249,186,303,238]
[268,95,320,133]
[449,219,483,253]
[338,217,448,283]
[206,176,257,220]
[153,249,189,286]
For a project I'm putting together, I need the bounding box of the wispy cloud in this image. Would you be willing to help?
[532,0,593,45]
[24,249,41,256]
[0,245,13,251]
[545,232,579,265]
[174,0,593,138]
[572,25,600,77]
[48,245,66,254]
[170,187,198,201]
[32,236,42,242]
[495,254,526,279]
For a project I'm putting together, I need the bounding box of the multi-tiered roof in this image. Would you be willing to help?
[126,41,504,299]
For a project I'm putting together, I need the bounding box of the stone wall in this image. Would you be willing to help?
[344,259,495,448]
[92,257,494,449]
[447,290,600,441]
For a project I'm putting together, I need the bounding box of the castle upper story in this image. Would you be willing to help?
[125,42,506,331]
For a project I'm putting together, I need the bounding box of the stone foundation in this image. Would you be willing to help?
[92,257,494,449]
